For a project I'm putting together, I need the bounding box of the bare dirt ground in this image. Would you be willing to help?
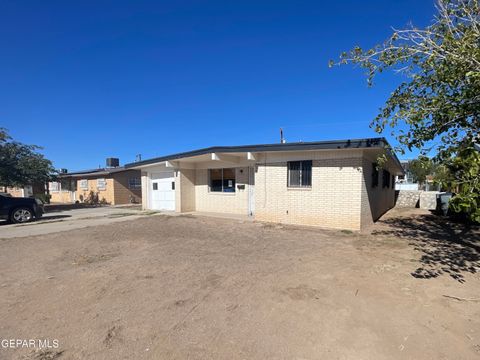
[0,208,479,360]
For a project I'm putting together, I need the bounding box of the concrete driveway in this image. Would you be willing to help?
[0,205,160,239]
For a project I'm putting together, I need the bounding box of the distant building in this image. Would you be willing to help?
[0,183,45,198]
[49,158,142,205]
[395,160,418,190]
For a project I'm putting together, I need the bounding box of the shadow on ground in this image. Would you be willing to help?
[373,213,480,282]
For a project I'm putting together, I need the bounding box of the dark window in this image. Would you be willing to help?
[152,182,158,190]
[60,179,73,191]
[209,168,236,192]
[371,163,379,188]
[382,170,391,188]
[288,161,312,187]
[128,177,141,190]
[391,175,395,189]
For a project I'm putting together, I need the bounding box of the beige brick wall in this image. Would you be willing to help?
[112,170,142,205]
[50,191,74,203]
[360,151,397,229]
[194,167,249,214]
[1,187,24,197]
[1,184,44,198]
[177,169,196,212]
[254,150,364,231]
[141,172,148,209]
[76,177,115,204]
[141,149,399,230]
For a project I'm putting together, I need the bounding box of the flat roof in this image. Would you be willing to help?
[58,166,132,178]
[125,137,403,170]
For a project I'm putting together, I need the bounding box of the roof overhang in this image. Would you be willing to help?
[58,167,134,178]
[126,137,402,171]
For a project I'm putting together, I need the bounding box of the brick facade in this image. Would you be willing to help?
[141,149,399,231]
[49,170,142,205]
[1,183,45,198]
[50,191,75,203]
[176,169,196,212]
[194,167,249,214]
[1,187,25,197]
[112,170,142,205]
[76,177,116,204]
[254,150,364,230]
[360,152,397,230]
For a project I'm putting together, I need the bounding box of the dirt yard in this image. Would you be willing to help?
[0,209,479,359]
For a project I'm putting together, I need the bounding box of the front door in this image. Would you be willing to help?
[150,172,175,211]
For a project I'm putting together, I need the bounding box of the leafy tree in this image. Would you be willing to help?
[444,146,480,222]
[409,156,434,185]
[432,163,454,190]
[0,128,56,188]
[331,0,480,221]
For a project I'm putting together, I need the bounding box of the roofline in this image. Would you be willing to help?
[125,137,403,171]
[58,166,135,178]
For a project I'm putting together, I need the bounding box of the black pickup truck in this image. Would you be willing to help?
[0,193,44,223]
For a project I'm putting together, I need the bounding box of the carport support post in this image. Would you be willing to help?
[141,171,149,210]
[174,168,196,213]
[175,170,181,213]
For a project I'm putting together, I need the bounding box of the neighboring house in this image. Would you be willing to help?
[395,159,441,191]
[124,137,403,231]
[395,160,419,190]
[0,183,45,198]
[49,159,142,205]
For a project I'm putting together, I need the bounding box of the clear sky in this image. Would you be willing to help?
[1,0,436,170]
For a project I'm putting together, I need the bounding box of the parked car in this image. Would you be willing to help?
[0,194,44,223]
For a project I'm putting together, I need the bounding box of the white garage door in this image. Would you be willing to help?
[150,172,175,211]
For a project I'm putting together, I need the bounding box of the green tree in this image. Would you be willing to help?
[409,156,434,185]
[331,0,480,221]
[0,128,56,188]
[432,163,454,190]
[444,146,480,222]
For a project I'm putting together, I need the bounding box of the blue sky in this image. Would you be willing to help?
[1,0,435,170]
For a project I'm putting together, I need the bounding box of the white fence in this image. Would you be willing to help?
[395,183,419,191]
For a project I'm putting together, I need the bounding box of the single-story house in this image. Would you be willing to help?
[49,160,142,205]
[0,183,45,198]
[124,137,403,231]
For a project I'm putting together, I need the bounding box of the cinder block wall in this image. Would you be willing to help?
[395,190,421,208]
[194,167,249,214]
[254,150,364,231]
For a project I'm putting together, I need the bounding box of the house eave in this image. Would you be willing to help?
[125,137,401,170]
